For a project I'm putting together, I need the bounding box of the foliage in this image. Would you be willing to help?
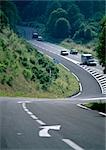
[85,102,106,113]
[47,8,68,37]
[96,16,106,73]
[54,18,70,38]
[12,1,105,43]
[0,1,20,29]
[67,4,84,36]
[46,1,61,17]
[0,10,8,29]
[73,21,98,42]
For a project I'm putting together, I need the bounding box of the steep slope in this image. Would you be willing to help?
[0,27,79,98]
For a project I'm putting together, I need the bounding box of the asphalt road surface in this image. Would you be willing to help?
[0,97,106,150]
[30,40,104,99]
[0,26,106,150]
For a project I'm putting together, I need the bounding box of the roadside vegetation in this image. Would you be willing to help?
[84,102,106,113]
[59,38,96,57]
[0,3,79,98]
[12,0,105,73]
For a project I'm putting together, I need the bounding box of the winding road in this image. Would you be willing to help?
[0,26,106,150]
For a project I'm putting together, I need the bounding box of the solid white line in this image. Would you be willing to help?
[59,63,70,71]
[36,119,46,125]
[77,104,91,110]
[99,112,106,117]
[62,139,84,150]
[72,73,79,82]
[46,55,53,60]
[79,83,82,92]
[72,92,81,98]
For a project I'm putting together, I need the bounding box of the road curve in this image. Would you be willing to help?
[30,40,103,99]
[17,26,106,99]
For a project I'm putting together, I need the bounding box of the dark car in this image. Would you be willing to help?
[70,49,78,55]
[60,50,68,56]
[32,32,38,39]
[37,36,43,41]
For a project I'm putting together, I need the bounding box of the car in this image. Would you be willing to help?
[37,36,43,41]
[70,49,78,54]
[60,50,68,56]
[32,32,38,39]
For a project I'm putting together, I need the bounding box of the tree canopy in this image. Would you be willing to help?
[47,8,68,37]
[96,16,106,73]
[54,18,70,38]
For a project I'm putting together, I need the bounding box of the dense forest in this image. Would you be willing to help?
[0,0,79,97]
[12,0,106,72]
[13,0,105,42]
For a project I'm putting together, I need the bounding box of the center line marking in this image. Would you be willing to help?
[36,119,46,125]
[62,139,84,150]
[30,114,38,120]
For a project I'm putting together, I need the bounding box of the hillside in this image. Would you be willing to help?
[0,27,79,98]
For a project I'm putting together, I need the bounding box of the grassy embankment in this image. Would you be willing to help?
[84,102,106,113]
[59,38,97,57]
[0,27,79,98]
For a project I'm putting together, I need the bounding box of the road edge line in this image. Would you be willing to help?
[77,104,91,110]
[99,112,106,117]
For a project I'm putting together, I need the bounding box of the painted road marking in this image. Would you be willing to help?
[72,72,79,82]
[36,119,46,125]
[30,114,38,120]
[79,82,82,92]
[77,104,91,110]
[27,111,33,115]
[39,125,61,137]
[99,112,106,117]
[62,139,84,150]
[59,63,70,71]
[22,102,46,125]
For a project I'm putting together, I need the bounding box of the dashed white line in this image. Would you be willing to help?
[36,119,46,125]
[30,114,38,120]
[22,102,46,125]
[24,108,29,112]
[27,111,33,115]
[62,139,84,150]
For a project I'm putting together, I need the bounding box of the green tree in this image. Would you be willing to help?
[0,10,8,29]
[67,4,84,36]
[96,16,106,73]
[46,1,61,17]
[1,1,20,29]
[54,18,70,38]
[68,4,80,23]
[47,8,68,36]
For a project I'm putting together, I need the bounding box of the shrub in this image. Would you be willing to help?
[1,75,13,86]
[23,69,32,81]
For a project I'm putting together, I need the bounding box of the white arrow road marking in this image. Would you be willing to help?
[39,125,61,137]
[62,139,84,150]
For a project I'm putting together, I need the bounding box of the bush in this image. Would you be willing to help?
[1,75,13,86]
[23,69,32,81]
